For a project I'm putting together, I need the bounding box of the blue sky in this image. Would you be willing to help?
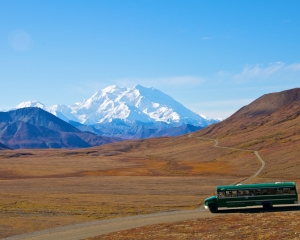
[1,1,300,119]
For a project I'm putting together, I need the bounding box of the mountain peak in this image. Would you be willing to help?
[13,85,220,127]
[133,84,149,90]
[102,85,128,93]
[16,100,45,109]
[102,85,117,93]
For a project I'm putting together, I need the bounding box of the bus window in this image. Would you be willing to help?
[218,191,226,198]
[267,188,276,195]
[283,188,290,194]
[225,191,237,197]
[243,190,250,196]
[290,188,296,194]
[261,189,268,195]
[249,190,255,196]
[277,188,283,194]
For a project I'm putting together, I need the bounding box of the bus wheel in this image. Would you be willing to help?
[209,204,218,213]
[262,201,273,210]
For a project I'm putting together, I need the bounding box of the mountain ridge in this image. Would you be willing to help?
[0,108,122,149]
[195,88,300,151]
[12,85,220,139]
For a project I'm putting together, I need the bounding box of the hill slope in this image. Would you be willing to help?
[0,108,121,149]
[197,88,300,144]
[195,87,300,179]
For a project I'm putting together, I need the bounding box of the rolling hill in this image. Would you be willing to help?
[195,87,300,179]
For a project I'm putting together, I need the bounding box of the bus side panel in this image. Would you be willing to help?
[268,194,298,205]
[217,197,227,208]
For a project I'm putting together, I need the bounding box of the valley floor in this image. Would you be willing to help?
[1,134,300,239]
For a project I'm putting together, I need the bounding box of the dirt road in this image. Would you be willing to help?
[192,136,266,184]
[3,209,215,240]
[3,136,266,240]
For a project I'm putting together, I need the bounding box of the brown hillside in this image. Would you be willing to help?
[195,87,300,180]
[237,87,300,117]
[199,88,300,138]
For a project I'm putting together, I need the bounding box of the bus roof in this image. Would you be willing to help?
[217,182,296,191]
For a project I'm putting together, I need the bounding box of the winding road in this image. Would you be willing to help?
[193,136,265,184]
[3,136,266,240]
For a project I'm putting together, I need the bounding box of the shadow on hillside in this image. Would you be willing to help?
[216,205,300,214]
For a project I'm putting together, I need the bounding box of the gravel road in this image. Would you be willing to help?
[3,208,214,240]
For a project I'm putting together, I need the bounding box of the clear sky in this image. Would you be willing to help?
[1,1,300,119]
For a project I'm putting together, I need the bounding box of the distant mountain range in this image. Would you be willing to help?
[13,85,220,139]
[0,108,121,149]
[2,87,299,150]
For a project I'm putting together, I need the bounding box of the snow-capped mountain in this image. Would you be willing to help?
[15,85,219,127]
[15,100,46,109]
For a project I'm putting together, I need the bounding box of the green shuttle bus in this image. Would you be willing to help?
[204,182,298,213]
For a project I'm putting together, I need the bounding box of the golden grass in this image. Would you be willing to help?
[0,175,242,238]
[0,136,256,238]
[0,126,299,238]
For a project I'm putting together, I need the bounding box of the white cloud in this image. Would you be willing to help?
[233,62,284,82]
[285,63,300,71]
